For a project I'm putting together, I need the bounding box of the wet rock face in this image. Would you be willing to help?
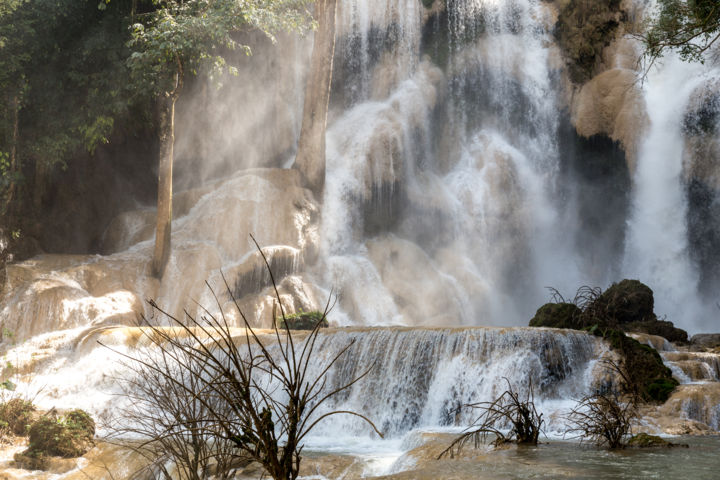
[683,80,720,299]
[557,121,631,279]
[553,0,625,83]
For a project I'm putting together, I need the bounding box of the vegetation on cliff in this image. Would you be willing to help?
[641,0,720,66]
[0,0,330,281]
[554,0,626,83]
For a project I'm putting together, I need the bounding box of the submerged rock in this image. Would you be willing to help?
[627,432,688,448]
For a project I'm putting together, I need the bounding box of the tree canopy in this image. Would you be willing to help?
[642,0,720,64]
[127,0,313,96]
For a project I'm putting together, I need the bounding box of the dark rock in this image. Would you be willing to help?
[554,0,625,83]
[623,320,688,343]
[590,279,656,325]
[529,303,582,329]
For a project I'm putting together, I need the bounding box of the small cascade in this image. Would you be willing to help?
[4,326,604,439]
[302,327,604,438]
[632,333,720,431]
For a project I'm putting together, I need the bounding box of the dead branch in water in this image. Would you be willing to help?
[439,378,544,459]
[564,390,636,449]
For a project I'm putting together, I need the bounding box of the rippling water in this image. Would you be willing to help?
[299,434,720,479]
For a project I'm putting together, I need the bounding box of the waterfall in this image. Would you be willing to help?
[2,2,720,468]
[5,325,604,439]
[622,53,720,333]
[303,327,604,438]
[321,0,595,329]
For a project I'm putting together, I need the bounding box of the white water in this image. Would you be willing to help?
[2,2,720,475]
[4,326,606,459]
[622,53,720,334]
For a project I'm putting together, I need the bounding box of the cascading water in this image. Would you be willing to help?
[322,0,605,328]
[622,53,720,334]
[2,0,720,475]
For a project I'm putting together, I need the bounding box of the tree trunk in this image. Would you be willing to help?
[292,0,338,195]
[7,95,19,210]
[2,94,19,217]
[152,93,177,278]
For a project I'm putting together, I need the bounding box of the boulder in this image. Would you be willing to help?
[690,333,720,350]
[276,311,329,331]
[529,303,582,329]
[589,279,655,325]
[25,410,95,458]
[627,432,687,448]
[624,320,688,344]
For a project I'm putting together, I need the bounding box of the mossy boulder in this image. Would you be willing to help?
[529,303,582,329]
[0,398,36,436]
[590,279,656,326]
[25,410,95,458]
[276,311,329,331]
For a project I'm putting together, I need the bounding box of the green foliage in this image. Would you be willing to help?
[0,380,16,391]
[0,398,35,436]
[642,0,720,64]
[529,302,582,329]
[276,310,329,330]
[0,0,146,206]
[127,0,314,96]
[26,410,95,458]
[554,0,625,83]
[593,328,678,403]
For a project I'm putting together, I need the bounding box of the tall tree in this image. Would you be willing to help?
[127,0,312,278]
[293,0,337,195]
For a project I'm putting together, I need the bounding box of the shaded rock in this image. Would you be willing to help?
[624,320,688,344]
[529,303,582,329]
[554,0,625,83]
[590,279,655,325]
[690,333,720,350]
